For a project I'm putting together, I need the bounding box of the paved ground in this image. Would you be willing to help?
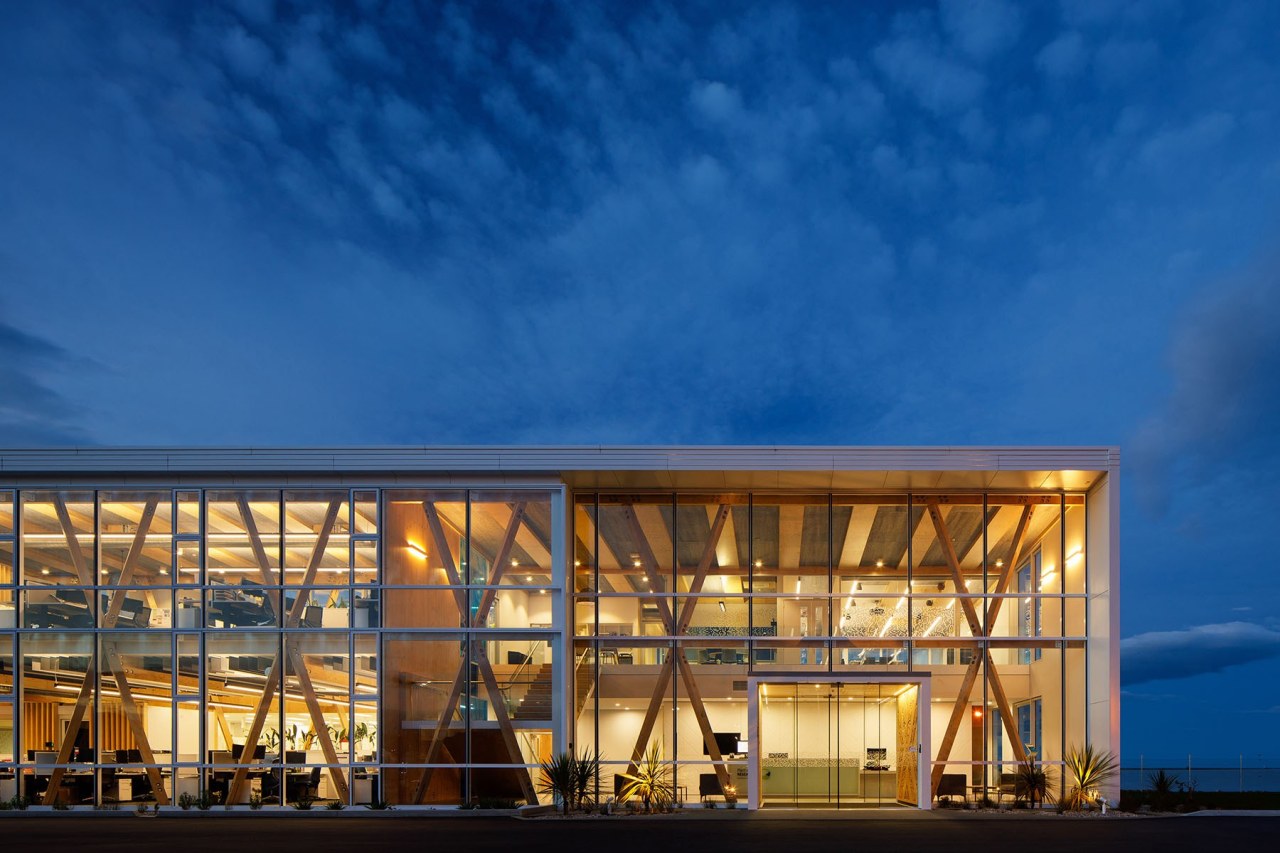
[0,813,1276,853]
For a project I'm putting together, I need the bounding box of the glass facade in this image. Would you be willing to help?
[0,487,561,808]
[0,455,1115,810]
[573,491,1090,808]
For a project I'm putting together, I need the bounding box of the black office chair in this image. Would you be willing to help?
[699,773,722,802]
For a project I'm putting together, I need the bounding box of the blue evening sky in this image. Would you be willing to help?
[2,1,1279,767]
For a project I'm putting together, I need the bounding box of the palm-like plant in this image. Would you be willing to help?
[1063,744,1118,810]
[1014,759,1056,807]
[538,752,577,815]
[573,747,600,811]
[619,742,674,814]
[1148,768,1180,811]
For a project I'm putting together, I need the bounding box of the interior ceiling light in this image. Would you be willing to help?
[754,559,763,568]
[875,559,885,568]
[718,600,726,613]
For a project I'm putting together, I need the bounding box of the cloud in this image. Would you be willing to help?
[939,0,1024,61]
[1132,255,1280,506]
[1137,111,1236,171]
[872,35,985,114]
[0,320,90,445]
[1122,622,1280,685]
[1036,31,1087,80]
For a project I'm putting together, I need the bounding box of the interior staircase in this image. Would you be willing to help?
[510,664,553,720]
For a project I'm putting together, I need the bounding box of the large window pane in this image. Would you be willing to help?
[98,491,173,586]
[22,491,95,585]
[381,632,465,806]
[469,490,554,587]
[283,491,350,586]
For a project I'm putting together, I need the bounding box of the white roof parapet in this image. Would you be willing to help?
[0,445,1118,474]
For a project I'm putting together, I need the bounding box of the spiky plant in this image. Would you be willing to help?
[538,752,577,815]
[1063,744,1118,810]
[572,747,600,811]
[619,742,674,814]
[1148,768,1180,811]
[1014,759,1056,807]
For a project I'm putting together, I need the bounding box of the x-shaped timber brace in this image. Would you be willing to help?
[927,500,1035,798]
[43,496,172,805]
[226,498,351,805]
[617,503,735,797]
[411,501,538,805]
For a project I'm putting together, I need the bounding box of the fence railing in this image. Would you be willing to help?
[1122,757,1280,792]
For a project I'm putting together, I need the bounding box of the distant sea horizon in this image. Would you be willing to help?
[1119,761,1280,792]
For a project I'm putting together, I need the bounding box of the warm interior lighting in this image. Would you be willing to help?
[973,708,983,718]
[510,558,519,567]
[406,542,428,559]
[525,575,533,583]
[754,559,763,568]
[875,559,884,568]
[633,559,642,568]
[1066,549,1083,564]
[878,614,895,637]
[925,615,943,635]
[718,600,726,613]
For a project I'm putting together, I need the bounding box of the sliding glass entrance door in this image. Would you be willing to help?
[758,681,916,808]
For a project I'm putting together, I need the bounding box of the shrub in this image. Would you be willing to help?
[1063,744,1118,811]
[618,742,674,814]
[1148,769,1179,811]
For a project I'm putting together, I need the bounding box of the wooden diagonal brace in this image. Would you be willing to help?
[101,641,170,804]
[285,642,350,801]
[410,667,467,804]
[675,505,730,633]
[471,641,537,804]
[925,502,983,637]
[984,506,1034,627]
[236,496,278,587]
[625,655,675,771]
[423,502,470,618]
[929,504,1036,796]
[676,655,731,793]
[472,502,528,626]
[226,655,284,804]
[621,506,674,632]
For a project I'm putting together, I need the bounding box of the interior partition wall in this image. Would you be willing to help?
[572,490,1090,808]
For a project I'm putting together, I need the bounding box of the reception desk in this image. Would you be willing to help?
[761,762,898,800]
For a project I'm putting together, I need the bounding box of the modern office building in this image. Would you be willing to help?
[0,446,1118,810]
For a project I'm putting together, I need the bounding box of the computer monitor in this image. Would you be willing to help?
[210,750,234,766]
[736,739,749,754]
[34,750,58,769]
[704,732,741,756]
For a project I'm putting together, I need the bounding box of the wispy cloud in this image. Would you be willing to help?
[0,320,90,445]
[1122,622,1280,686]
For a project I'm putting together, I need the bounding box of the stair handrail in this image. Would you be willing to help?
[506,638,545,690]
